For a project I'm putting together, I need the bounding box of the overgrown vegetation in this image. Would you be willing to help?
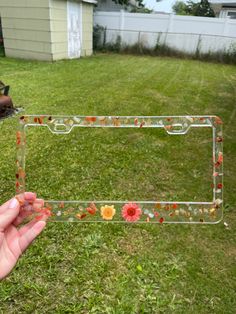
[0,55,235,313]
[93,27,236,65]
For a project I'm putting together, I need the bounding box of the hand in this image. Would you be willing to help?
[0,192,46,280]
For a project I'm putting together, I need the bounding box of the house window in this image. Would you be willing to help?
[227,11,236,19]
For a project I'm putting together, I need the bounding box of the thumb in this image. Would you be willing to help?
[19,220,46,253]
[0,198,20,232]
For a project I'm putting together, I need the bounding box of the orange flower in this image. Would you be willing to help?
[76,213,86,219]
[100,205,116,220]
[59,201,65,208]
[214,116,223,125]
[38,117,43,124]
[112,118,120,127]
[155,203,162,209]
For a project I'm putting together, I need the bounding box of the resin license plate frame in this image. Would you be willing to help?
[16,115,223,224]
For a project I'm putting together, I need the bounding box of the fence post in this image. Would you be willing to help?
[103,27,107,48]
[120,10,125,46]
[223,17,229,36]
[196,34,202,58]
[167,13,174,33]
[164,13,174,46]
[138,31,141,53]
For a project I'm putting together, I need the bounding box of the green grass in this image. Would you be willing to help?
[0,53,236,313]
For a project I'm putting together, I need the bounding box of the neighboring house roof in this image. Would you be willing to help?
[209,0,236,3]
[209,0,236,17]
[83,0,97,4]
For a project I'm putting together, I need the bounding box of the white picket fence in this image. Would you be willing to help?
[94,11,236,54]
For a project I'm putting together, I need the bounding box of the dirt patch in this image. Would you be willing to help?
[117,228,155,255]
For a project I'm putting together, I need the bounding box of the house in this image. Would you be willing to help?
[0,0,96,61]
[209,0,236,18]
[95,0,140,12]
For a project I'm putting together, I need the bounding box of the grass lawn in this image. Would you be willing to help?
[0,53,236,313]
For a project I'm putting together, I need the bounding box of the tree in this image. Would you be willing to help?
[192,0,215,17]
[172,0,215,17]
[172,1,189,15]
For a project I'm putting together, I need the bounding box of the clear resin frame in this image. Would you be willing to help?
[16,115,223,224]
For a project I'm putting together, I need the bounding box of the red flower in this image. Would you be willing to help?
[159,217,164,224]
[86,203,97,215]
[216,136,223,142]
[217,183,223,189]
[217,152,223,164]
[122,203,142,222]
[85,116,96,123]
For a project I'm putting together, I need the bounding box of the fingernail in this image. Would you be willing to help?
[9,198,19,209]
[24,192,37,201]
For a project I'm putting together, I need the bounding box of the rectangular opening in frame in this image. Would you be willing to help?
[16,115,223,224]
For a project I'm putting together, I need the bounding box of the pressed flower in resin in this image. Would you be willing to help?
[215,116,223,125]
[101,205,116,220]
[122,203,142,222]
[86,203,97,215]
[85,116,96,123]
[172,203,178,209]
[144,209,154,219]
